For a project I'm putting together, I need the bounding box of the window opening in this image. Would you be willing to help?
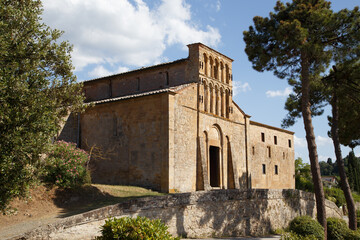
[252,146,255,155]
[267,146,271,158]
[275,165,278,175]
[262,164,266,174]
[137,77,140,91]
[261,132,265,142]
[166,71,169,86]
[288,139,292,148]
[274,136,277,145]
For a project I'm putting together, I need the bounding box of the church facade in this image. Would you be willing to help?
[59,43,295,193]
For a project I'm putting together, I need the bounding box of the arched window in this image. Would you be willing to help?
[203,53,208,77]
[214,59,219,80]
[220,87,224,117]
[209,83,214,114]
[220,62,224,83]
[203,81,208,112]
[225,89,230,118]
[225,64,229,84]
[215,85,219,115]
[209,56,214,78]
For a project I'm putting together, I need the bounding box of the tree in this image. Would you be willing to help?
[280,6,360,230]
[0,0,85,211]
[347,151,360,193]
[295,157,314,192]
[243,1,357,235]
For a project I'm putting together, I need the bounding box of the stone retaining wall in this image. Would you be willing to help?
[12,189,342,239]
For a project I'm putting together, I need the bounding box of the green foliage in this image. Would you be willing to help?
[43,141,91,188]
[356,210,360,228]
[352,192,360,203]
[295,158,314,192]
[324,187,345,207]
[97,216,180,240]
[327,217,360,240]
[289,216,324,240]
[280,231,317,240]
[347,151,360,192]
[0,0,85,211]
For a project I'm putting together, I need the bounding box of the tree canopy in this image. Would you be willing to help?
[0,0,84,211]
[243,0,359,233]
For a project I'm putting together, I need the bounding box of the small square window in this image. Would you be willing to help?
[274,136,277,145]
[261,132,265,142]
[275,165,278,175]
[288,139,292,148]
[262,164,266,174]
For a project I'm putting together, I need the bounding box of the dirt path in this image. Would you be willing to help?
[0,184,162,239]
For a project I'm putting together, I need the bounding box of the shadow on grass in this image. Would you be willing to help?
[52,184,164,218]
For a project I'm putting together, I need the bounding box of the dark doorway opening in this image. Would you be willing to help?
[209,146,220,187]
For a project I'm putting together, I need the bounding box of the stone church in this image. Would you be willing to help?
[59,43,295,193]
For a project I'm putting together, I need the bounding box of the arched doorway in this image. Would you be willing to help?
[208,125,222,188]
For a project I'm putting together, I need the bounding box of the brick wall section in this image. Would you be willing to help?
[12,189,342,240]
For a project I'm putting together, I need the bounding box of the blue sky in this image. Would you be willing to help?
[41,0,360,163]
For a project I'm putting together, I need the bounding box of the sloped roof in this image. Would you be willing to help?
[87,83,194,105]
[83,58,187,84]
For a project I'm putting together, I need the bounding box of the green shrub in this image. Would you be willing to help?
[324,187,346,207]
[97,216,179,240]
[327,217,349,240]
[327,217,360,240]
[289,216,324,240]
[43,141,91,188]
[280,231,317,240]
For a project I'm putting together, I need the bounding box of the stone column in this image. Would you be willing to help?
[221,89,225,117]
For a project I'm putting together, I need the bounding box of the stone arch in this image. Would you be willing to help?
[203,81,208,112]
[208,124,223,188]
[220,87,225,117]
[215,84,219,115]
[209,56,214,78]
[203,53,208,77]
[209,82,214,114]
[225,88,230,118]
[225,64,230,84]
[220,61,224,83]
[214,58,219,80]
[226,136,235,189]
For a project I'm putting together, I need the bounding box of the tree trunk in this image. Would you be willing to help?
[330,84,357,230]
[301,54,327,239]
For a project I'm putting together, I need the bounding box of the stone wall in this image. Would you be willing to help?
[83,60,187,103]
[14,189,342,240]
[249,121,295,189]
[79,93,170,191]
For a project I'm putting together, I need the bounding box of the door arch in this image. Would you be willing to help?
[208,125,223,188]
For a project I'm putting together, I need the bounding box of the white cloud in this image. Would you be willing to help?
[294,135,307,148]
[215,0,221,12]
[88,65,130,78]
[42,0,221,71]
[316,136,332,147]
[88,65,113,78]
[233,81,251,96]
[266,87,293,98]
